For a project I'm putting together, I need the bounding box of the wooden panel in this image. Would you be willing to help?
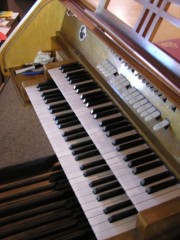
[0,0,66,76]
[136,197,180,240]
[9,66,45,105]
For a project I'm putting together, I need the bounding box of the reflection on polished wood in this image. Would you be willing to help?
[0,0,179,239]
[107,0,143,28]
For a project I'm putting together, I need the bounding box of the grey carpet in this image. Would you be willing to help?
[0,78,54,169]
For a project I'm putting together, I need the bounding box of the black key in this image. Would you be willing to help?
[55,116,77,125]
[140,171,172,186]
[94,108,120,119]
[65,69,87,78]
[42,92,63,100]
[69,140,93,150]
[60,62,81,70]
[83,164,110,177]
[38,85,57,91]
[41,89,60,97]
[83,93,106,103]
[103,200,133,214]
[112,133,140,145]
[37,82,57,90]
[54,112,75,121]
[146,178,178,194]
[76,85,97,93]
[68,71,90,79]
[60,62,82,72]
[106,125,133,137]
[85,95,108,105]
[72,144,97,155]
[93,181,120,194]
[58,119,80,129]
[89,175,116,187]
[36,80,55,88]
[108,208,137,223]
[49,105,71,113]
[55,115,78,125]
[44,96,64,104]
[80,159,105,170]
[70,77,91,85]
[99,116,124,127]
[132,160,163,174]
[116,139,145,151]
[128,153,157,167]
[74,81,95,90]
[123,148,153,161]
[61,65,83,73]
[75,149,100,161]
[86,98,109,107]
[62,127,84,137]
[69,75,91,84]
[80,89,102,100]
[96,188,125,201]
[103,120,129,132]
[64,132,88,141]
[91,105,115,114]
[48,101,68,110]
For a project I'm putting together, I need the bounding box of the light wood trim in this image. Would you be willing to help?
[60,0,179,107]
[0,0,66,76]
[137,197,180,240]
[96,0,111,13]
[134,0,180,41]
[87,10,180,105]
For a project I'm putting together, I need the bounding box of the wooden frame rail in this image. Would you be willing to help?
[60,0,179,106]
[0,0,66,76]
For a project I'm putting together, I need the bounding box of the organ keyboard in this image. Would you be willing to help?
[25,58,180,239]
[25,74,138,240]
[1,0,180,239]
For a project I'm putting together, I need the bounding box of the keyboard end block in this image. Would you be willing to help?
[136,196,180,240]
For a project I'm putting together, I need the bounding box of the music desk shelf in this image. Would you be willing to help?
[9,66,45,105]
[8,60,65,105]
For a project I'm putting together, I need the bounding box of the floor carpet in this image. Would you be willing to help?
[0,78,54,169]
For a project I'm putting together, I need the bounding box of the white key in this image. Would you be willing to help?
[25,68,179,240]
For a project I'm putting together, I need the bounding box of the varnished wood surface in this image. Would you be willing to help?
[0,0,66,75]
[53,20,180,180]
[25,78,138,240]
[24,64,180,239]
[9,66,45,104]
[60,0,180,107]
[0,0,179,105]
[137,196,180,240]
[1,1,179,239]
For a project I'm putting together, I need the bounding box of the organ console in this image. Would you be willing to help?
[0,0,179,239]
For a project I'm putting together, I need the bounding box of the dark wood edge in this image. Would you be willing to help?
[137,197,180,240]
[59,0,180,107]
